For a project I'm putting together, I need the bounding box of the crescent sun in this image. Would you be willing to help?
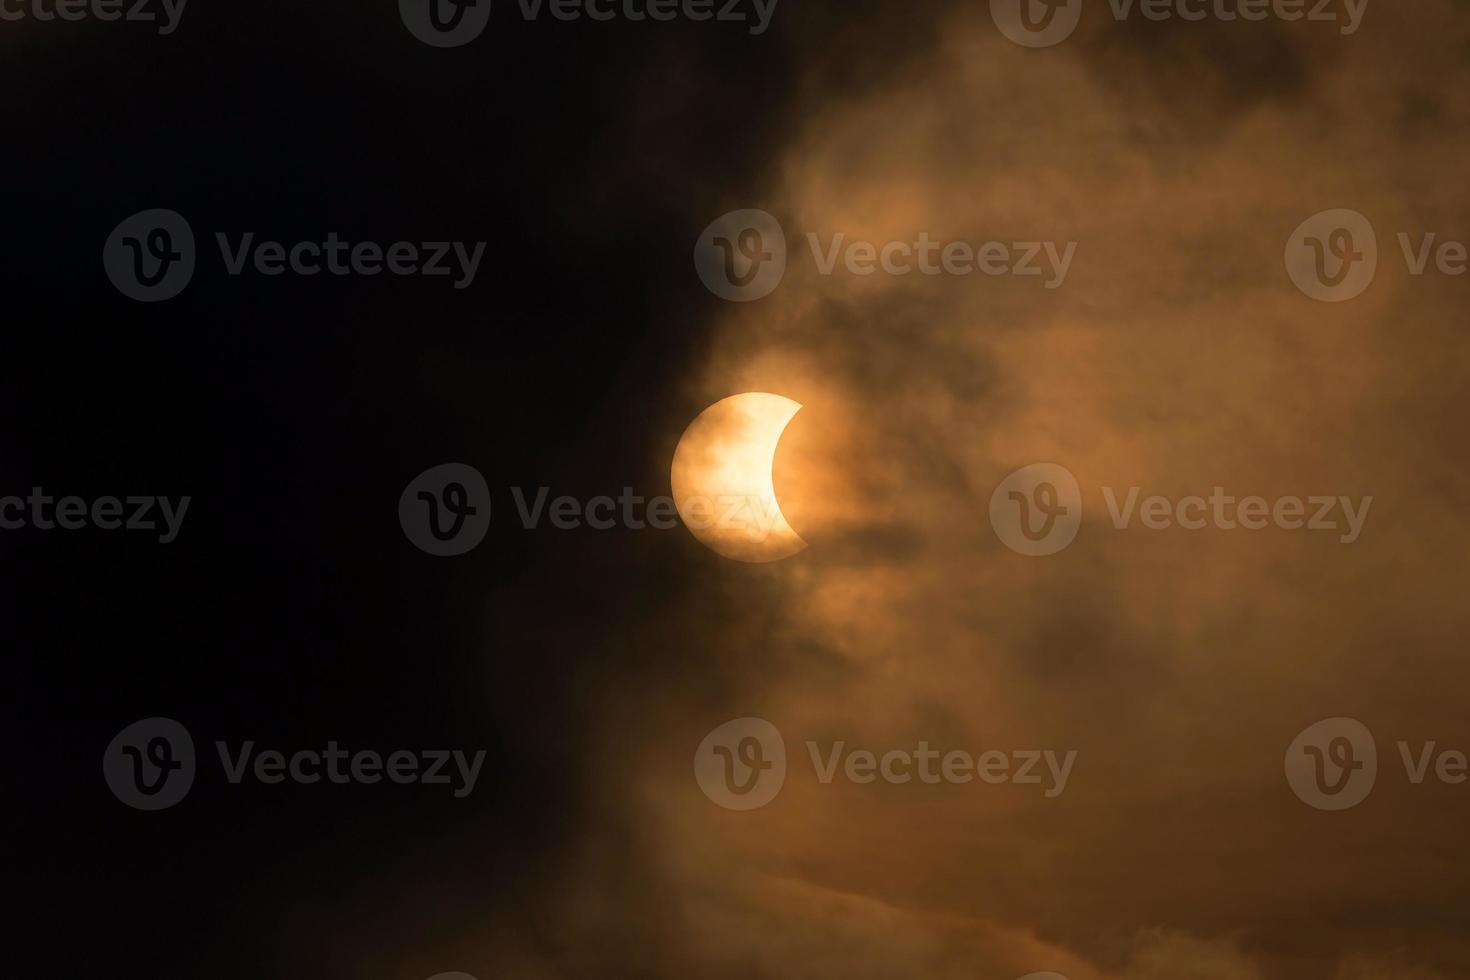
[670,392,807,563]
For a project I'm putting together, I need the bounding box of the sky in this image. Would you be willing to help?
[9,2,1470,979]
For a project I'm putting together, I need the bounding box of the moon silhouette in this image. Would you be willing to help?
[670,392,807,563]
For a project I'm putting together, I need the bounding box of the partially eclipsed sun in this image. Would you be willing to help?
[670,392,807,563]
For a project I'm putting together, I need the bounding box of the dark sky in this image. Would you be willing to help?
[9,3,1470,980]
[8,5,923,978]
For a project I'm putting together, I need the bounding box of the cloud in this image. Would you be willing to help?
[632,2,1470,978]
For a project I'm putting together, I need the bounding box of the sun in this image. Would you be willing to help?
[670,392,807,563]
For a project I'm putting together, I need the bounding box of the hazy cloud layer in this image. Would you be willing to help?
[604,3,1470,979]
